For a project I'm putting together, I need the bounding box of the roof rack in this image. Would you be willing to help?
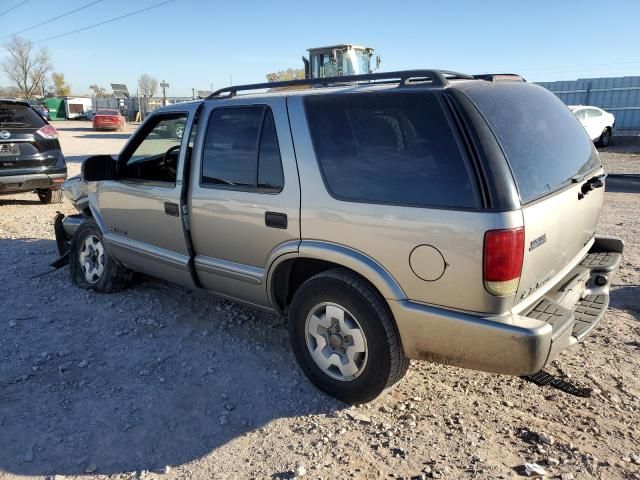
[473,73,526,82]
[206,69,475,99]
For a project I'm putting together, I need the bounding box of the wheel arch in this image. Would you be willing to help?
[268,240,406,315]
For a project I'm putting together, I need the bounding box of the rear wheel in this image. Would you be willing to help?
[37,188,63,204]
[598,127,612,147]
[288,268,409,404]
[69,219,131,292]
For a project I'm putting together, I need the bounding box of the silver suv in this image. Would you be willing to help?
[56,70,623,403]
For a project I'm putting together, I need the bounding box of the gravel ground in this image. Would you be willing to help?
[0,124,639,480]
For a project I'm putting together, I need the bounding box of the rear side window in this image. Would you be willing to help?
[0,103,46,128]
[202,106,283,192]
[304,92,477,208]
[461,83,600,203]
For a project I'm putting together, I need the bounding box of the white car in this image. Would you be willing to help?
[568,105,615,147]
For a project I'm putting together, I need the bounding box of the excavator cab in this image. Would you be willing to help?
[303,44,379,79]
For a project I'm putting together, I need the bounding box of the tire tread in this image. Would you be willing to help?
[291,268,409,401]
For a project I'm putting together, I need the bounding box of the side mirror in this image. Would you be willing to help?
[82,154,117,182]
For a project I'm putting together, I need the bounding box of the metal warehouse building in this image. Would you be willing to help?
[537,76,640,134]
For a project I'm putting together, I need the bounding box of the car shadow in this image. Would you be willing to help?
[0,238,342,477]
[73,133,131,140]
[606,174,640,194]
[0,197,42,206]
[610,284,640,320]
[54,126,94,132]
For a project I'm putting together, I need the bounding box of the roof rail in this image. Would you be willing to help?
[206,69,475,99]
[473,73,526,82]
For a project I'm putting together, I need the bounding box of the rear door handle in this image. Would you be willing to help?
[164,202,179,217]
[265,211,287,229]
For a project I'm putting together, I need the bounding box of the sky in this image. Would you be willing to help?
[1,0,639,97]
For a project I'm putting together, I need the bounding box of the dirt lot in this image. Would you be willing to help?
[0,122,639,480]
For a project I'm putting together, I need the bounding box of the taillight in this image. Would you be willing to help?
[36,125,58,139]
[483,227,524,296]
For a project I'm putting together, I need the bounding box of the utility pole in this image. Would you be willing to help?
[160,80,169,106]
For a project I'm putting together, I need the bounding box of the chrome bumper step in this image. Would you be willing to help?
[580,251,622,272]
[572,294,608,340]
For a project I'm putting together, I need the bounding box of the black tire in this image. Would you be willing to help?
[69,219,131,293]
[37,188,63,204]
[597,127,612,147]
[288,268,409,404]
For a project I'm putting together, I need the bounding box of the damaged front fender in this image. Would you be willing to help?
[52,212,87,269]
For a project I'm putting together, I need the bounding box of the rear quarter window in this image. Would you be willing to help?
[459,83,600,203]
[304,92,478,209]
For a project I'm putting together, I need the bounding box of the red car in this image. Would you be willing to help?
[92,109,126,131]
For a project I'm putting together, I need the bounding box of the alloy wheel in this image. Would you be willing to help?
[304,302,368,381]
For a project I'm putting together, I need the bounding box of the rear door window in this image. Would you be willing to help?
[304,92,478,209]
[0,103,46,129]
[201,106,284,192]
[460,83,600,203]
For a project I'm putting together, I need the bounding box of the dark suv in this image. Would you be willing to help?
[0,99,67,203]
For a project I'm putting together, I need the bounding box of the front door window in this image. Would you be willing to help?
[119,113,188,184]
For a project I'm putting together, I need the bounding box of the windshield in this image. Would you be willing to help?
[310,49,368,77]
[460,82,600,203]
[0,103,47,128]
[352,49,371,74]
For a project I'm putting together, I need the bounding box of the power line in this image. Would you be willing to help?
[34,0,176,44]
[0,0,30,18]
[1,0,104,41]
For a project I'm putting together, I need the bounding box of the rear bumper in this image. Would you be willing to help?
[391,234,623,375]
[0,170,67,194]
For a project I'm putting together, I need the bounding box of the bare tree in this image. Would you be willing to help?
[89,84,108,98]
[51,72,71,96]
[138,74,158,98]
[2,36,52,99]
[266,68,305,83]
[0,85,19,97]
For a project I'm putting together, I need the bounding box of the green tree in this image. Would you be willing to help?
[89,84,108,97]
[266,68,305,83]
[52,72,71,96]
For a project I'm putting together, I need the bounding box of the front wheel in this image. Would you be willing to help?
[69,219,132,292]
[288,269,409,404]
[37,188,63,204]
[173,122,185,139]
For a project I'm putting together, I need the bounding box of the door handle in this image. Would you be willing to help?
[164,202,179,217]
[265,211,287,229]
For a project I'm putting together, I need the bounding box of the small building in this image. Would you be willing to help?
[64,97,92,119]
[42,96,93,120]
